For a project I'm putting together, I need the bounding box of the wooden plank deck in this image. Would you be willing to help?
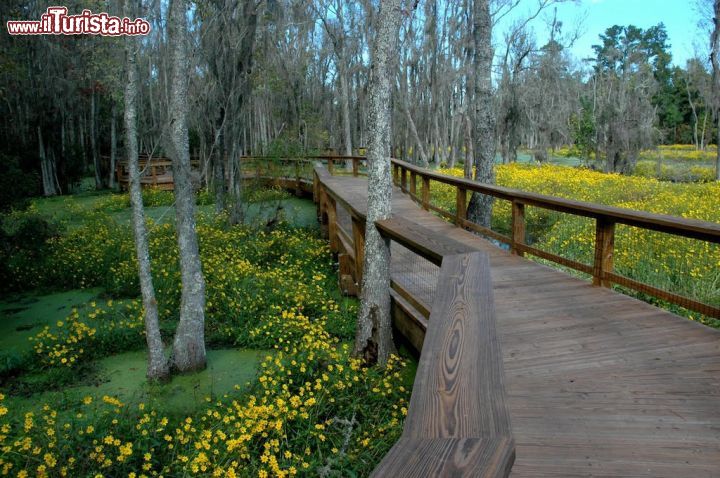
[320,173,720,477]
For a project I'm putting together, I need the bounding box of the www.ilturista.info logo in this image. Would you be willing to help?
[7,6,151,36]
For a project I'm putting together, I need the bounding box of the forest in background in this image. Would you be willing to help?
[0,0,717,209]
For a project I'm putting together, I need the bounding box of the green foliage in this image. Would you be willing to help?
[0,190,412,477]
[0,212,60,291]
[569,98,596,161]
[0,155,39,211]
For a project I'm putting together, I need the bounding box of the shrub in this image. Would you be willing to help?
[0,155,39,211]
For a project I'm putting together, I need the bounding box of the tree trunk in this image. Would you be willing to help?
[109,103,117,189]
[38,127,57,196]
[466,0,495,228]
[90,89,102,189]
[403,101,429,167]
[353,0,403,366]
[169,0,207,372]
[463,113,474,179]
[340,69,353,156]
[124,2,170,380]
[717,115,720,181]
[213,107,226,213]
[714,0,720,180]
[79,113,87,172]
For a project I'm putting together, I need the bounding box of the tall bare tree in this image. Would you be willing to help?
[354,0,403,366]
[124,0,169,381]
[169,0,207,372]
[466,0,495,228]
[711,0,720,179]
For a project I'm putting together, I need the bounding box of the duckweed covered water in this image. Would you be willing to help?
[0,288,103,354]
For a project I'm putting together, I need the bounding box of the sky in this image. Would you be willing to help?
[494,0,707,68]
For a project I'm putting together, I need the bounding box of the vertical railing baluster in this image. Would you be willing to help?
[352,215,366,291]
[421,176,430,211]
[511,200,526,256]
[593,217,615,287]
[327,195,339,253]
[456,187,467,227]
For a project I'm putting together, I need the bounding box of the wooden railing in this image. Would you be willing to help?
[313,166,515,476]
[114,155,367,191]
[371,252,515,477]
[114,157,200,191]
[391,158,720,319]
[115,153,720,319]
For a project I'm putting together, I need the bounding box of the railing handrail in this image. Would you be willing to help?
[371,252,515,477]
[390,158,720,244]
[117,154,719,244]
[117,153,718,317]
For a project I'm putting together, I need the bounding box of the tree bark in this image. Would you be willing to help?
[90,89,102,189]
[340,68,353,156]
[463,113,474,179]
[403,100,429,167]
[109,103,117,189]
[466,0,495,228]
[169,0,207,372]
[124,1,170,380]
[713,0,720,180]
[353,0,403,366]
[213,107,226,213]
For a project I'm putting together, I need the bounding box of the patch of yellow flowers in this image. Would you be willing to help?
[0,305,411,477]
[434,164,719,324]
[2,218,412,476]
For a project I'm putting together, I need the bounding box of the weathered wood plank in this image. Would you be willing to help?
[403,253,513,439]
[376,216,478,265]
[374,252,515,477]
[372,437,515,478]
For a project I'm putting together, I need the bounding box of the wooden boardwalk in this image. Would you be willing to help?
[319,173,720,477]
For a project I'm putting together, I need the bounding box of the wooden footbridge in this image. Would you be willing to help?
[157,154,719,476]
[281,155,719,477]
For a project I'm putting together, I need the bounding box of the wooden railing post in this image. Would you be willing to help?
[352,158,359,177]
[327,158,334,175]
[511,201,526,256]
[294,161,301,196]
[593,217,615,287]
[456,187,467,227]
[400,167,408,192]
[410,172,417,197]
[327,196,339,253]
[421,176,430,211]
[351,215,366,290]
[312,170,319,203]
[393,163,400,186]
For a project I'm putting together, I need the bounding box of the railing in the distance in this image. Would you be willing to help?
[390,158,720,319]
[113,155,365,190]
